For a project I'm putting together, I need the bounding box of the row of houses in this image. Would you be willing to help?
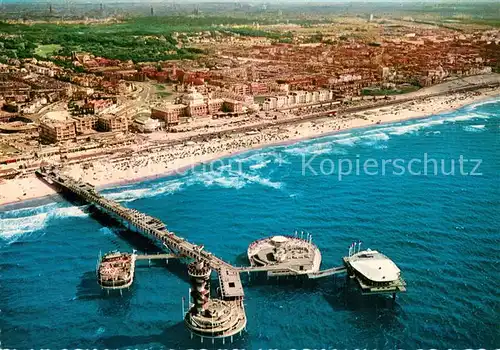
[261,89,336,111]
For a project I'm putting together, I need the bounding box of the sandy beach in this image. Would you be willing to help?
[1,88,498,207]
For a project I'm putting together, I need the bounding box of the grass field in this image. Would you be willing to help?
[156,91,173,98]
[34,44,62,58]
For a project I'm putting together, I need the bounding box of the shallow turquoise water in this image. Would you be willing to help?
[1,98,499,349]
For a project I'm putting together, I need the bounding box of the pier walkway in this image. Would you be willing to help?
[36,168,345,296]
[136,253,179,260]
[36,168,245,297]
[307,266,347,279]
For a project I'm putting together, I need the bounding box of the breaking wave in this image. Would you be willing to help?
[463,125,486,133]
[0,213,49,240]
[0,203,89,243]
[464,98,500,111]
[105,180,184,202]
[249,160,271,170]
[186,168,282,190]
[446,112,490,123]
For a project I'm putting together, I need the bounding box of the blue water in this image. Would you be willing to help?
[2,99,499,349]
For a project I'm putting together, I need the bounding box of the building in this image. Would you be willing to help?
[24,63,56,77]
[72,115,98,134]
[84,99,115,114]
[249,82,269,95]
[39,119,76,144]
[208,98,224,115]
[182,88,208,117]
[151,104,186,126]
[133,116,161,133]
[97,114,128,132]
[222,99,243,113]
[230,84,249,95]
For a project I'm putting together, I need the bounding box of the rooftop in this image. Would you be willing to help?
[348,249,401,282]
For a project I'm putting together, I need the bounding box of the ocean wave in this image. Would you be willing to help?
[0,213,49,241]
[52,206,88,218]
[189,171,247,190]
[385,119,445,136]
[284,141,332,156]
[331,132,352,138]
[249,160,271,170]
[446,112,489,123]
[236,152,275,164]
[187,168,283,190]
[0,203,91,242]
[237,172,283,189]
[105,180,184,202]
[463,125,486,133]
[334,136,360,147]
[362,132,390,141]
[465,98,500,111]
[1,202,59,219]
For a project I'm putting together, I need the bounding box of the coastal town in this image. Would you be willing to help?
[2,2,500,349]
[0,5,499,205]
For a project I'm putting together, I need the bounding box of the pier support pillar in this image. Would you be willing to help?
[231,335,233,343]
[201,336,203,344]
[223,337,225,345]
[392,293,396,300]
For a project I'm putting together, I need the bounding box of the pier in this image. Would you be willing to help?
[36,167,406,341]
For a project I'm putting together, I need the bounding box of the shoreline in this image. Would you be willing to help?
[1,89,499,208]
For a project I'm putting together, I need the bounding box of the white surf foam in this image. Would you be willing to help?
[2,202,59,218]
[249,160,271,170]
[385,119,445,136]
[465,98,499,111]
[284,141,332,156]
[106,180,184,202]
[0,213,49,240]
[52,205,88,218]
[238,172,283,189]
[446,112,489,123]
[334,136,360,147]
[187,170,246,190]
[362,132,390,141]
[463,125,486,133]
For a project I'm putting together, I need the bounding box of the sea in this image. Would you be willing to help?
[1,98,499,349]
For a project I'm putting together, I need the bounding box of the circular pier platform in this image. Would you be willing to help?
[97,251,136,289]
[184,298,247,339]
[247,235,322,275]
[184,260,246,339]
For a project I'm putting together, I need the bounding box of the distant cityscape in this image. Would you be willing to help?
[0,1,498,183]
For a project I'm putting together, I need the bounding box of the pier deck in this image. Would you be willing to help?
[307,266,347,279]
[136,253,179,260]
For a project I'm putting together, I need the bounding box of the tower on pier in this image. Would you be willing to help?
[184,260,247,340]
